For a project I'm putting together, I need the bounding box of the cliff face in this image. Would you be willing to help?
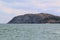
[8,13,60,24]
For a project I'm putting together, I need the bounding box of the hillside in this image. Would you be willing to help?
[8,13,60,24]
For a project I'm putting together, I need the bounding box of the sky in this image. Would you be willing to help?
[0,0,60,23]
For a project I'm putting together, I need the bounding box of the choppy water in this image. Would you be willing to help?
[0,24,60,40]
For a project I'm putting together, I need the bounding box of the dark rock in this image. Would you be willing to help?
[8,13,60,24]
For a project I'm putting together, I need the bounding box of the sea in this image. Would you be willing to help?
[0,24,60,40]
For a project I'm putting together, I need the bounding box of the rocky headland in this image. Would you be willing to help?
[8,13,60,24]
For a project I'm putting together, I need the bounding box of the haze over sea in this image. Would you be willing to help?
[0,24,60,40]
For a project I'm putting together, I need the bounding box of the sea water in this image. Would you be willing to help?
[0,24,60,40]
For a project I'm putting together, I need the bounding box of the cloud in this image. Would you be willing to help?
[30,0,48,11]
[0,0,60,15]
[54,9,60,12]
[0,6,34,15]
[0,0,42,15]
[0,1,33,15]
[10,0,60,11]
[10,0,48,10]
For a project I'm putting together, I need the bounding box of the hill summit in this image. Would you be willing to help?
[8,13,60,24]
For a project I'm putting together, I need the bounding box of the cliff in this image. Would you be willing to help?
[8,13,60,24]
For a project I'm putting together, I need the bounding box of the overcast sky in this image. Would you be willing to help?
[0,0,60,23]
